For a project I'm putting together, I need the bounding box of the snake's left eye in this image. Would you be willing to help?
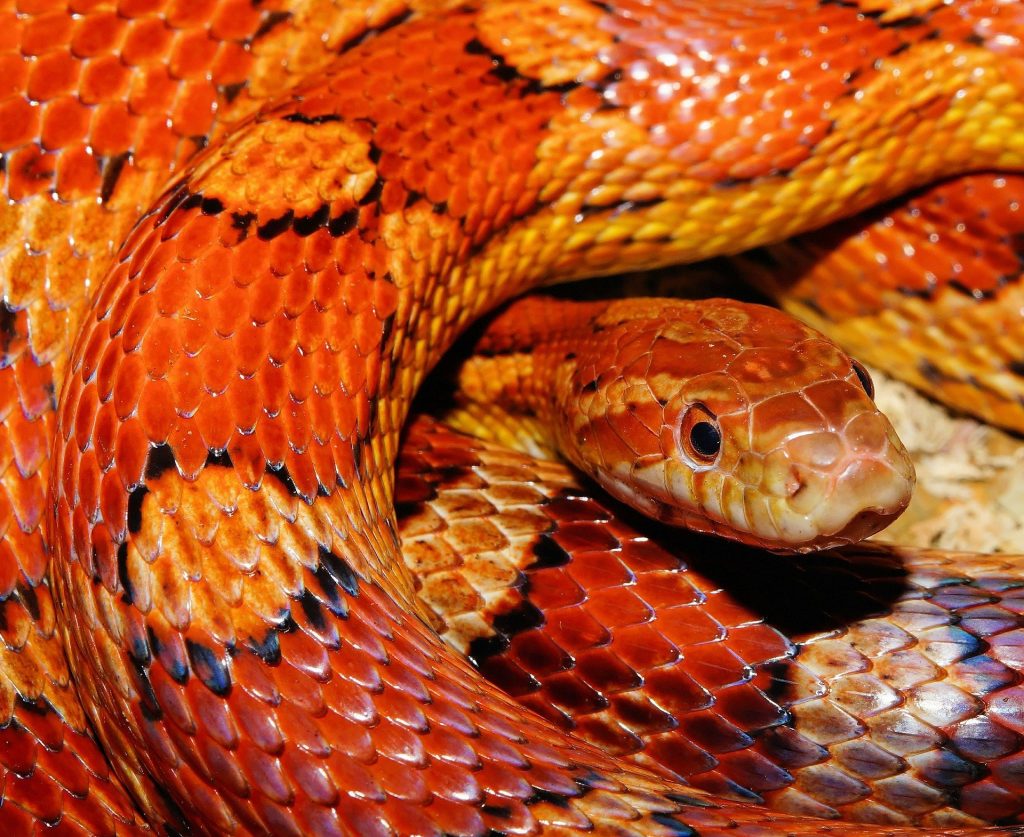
[851,360,874,399]
[680,404,721,464]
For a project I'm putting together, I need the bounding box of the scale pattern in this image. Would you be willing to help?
[733,174,1024,432]
[400,416,1024,828]
[0,0,1020,832]
[449,295,914,551]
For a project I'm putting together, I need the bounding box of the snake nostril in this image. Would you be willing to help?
[787,467,806,498]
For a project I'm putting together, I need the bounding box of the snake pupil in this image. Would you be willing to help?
[852,360,875,398]
[690,421,722,458]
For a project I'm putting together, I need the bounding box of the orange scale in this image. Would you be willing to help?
[170,82,216,138]
[6,406,46,480]
[264,316,297,368]
[341,354,370,407]
[113,417,150,490]
[308,439,341,492]
[715,623,792,668]
[131,116,181,167]
[5,769,66,825]
[330,436,359,489]
[166,416,209,480]
[285,355,315,405]
[0,712,40,776]
[74,446,101,524]
[253,363,286,422]
[371,713,428,770]
[40,94,89,152]
[293,305,326,357]
[146,671,196,741]
[69,11,124,57]
[112,352,146,420]
[373,756,430,805]
[418,725,480,771]
[35,738,92,799]
[325,633,383,694]
[312,697,377,762]
[274,703,329,762]
[0,805,36,834]
[278,625,332,682]
[173,764,240,834]
[173,212,220,263]
[714,682,791,734]
[6,144,56,201]
[683,643,754,693]
[655,602,724,649]
[20,10,72,55]
[308,343,342,399]
[193,392,233,453]
[27,49,79,104]
[98,467,131,543]
[106,290,142,349]
[208,0,260,40]
[700,588,764,630]
[167,356,205,420]
[120,17,172,67]
[232,686,285,757]
[122,294,158,355]
[272,269,314,323]
[87,102,135,158]
[184,256,230,307]
[127,65,178,120]
[71,376,100,449]
[421,798,485,836]
[78,54,129,106]
[336,613,391,670]
[63,801,131,837]
[0,538,21,600]
[194,736,250,802]
[0,590,34,651]
[374,683,430,735]
[168,28,218,80]
[209,286,249,342]
[140,320,180,380]
[182,681,239,760]
[0,55,29,107]
[324,751,385,804]
[195,337,235,397]
[265,231,305,280]
[54,141,102,199]
[675,706,751,755]
[224,373,260,434]
[473,760,533,804]
[283,449,320,500]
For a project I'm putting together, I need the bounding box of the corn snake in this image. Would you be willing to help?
[3,0,1024,833]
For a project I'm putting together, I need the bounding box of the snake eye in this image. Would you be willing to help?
[851,360,874,399]
[680,404,721,464]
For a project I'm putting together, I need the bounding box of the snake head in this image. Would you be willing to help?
[557,298,915,552]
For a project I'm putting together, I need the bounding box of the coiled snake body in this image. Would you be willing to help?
[2,0,1024,833]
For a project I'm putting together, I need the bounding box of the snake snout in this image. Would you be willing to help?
[771,410,916,549]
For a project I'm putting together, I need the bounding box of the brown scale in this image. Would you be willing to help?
[398,415,1024,828]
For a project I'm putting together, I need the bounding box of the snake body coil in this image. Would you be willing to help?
[0,0,1023,833]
